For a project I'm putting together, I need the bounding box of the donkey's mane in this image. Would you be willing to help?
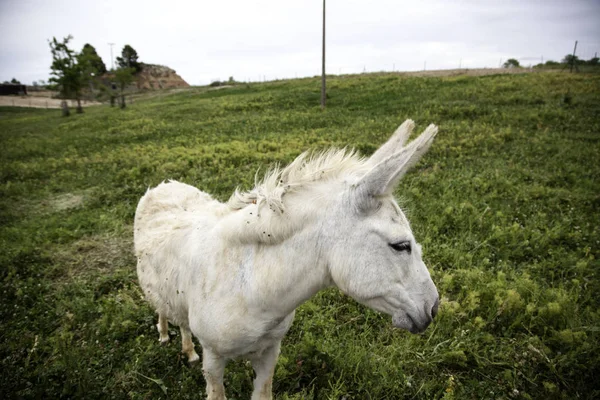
[227,148,369,214]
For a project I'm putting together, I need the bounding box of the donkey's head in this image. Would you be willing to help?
[325,120,439,334]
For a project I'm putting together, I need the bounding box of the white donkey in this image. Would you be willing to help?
[134,120,440,400]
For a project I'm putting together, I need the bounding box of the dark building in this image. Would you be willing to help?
[0,84,28,96]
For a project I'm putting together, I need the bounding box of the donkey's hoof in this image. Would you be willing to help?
[159,336,170,345]
[187,351,200,365]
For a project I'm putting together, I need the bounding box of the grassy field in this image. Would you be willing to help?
[1,71,599,399]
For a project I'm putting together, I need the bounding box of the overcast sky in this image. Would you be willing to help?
[1,0,599,85]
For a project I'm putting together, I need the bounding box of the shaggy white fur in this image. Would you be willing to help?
[227,148,370,212]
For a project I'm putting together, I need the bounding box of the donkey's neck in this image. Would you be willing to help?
[244,223,332,318]
[218,184,341,319]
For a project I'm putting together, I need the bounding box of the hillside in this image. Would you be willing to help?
[0,72,599,399]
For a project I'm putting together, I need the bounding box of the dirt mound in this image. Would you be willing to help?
[135,64,189,90]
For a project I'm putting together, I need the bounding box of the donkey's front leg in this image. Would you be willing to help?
[202,347,227,400]
[249,342,281,400]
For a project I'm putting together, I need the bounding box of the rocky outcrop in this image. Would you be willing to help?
[135,64,189,89]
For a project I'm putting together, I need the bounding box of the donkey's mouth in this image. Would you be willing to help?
[392,313,430,334]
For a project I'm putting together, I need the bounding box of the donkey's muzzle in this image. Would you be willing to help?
[409,296,439,334]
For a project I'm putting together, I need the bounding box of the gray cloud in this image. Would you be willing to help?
[1,0,598,85]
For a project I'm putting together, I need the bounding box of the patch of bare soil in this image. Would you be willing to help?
[50,193,85,211]
[25,90,57,98]
[13,192,85,216]
[28,190,90,215]
[53,234,134,279]
[32,191,135,279]
[208,85,234,91]
[0,96,101,109]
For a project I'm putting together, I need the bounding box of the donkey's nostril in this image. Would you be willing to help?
[431,298,440,319]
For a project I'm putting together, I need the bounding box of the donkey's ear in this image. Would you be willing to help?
[368,119,415,165]
[353,124,437,211]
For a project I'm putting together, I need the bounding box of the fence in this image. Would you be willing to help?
[208,41,600,84]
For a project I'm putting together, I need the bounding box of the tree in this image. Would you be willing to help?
[114,67,135,109]
[78,44,107,75]
[48,35,85,115]
[77,44,107,94]
[116,45,141,72]
[562,54,580,72]
[561,54,579,65]
[562,54,579,69]
[10,78,21,84]
[587,57,599,66]
[503,58,520,68]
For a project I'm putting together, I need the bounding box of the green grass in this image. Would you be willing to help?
[1,71,599,399]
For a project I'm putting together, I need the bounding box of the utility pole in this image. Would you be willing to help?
[321,0,326,109]
[570,40,578,73]
[108,43,115,70]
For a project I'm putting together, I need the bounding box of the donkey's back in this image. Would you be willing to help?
[134,180,227,325]
[134,181,224,248]
[134,180,227,256]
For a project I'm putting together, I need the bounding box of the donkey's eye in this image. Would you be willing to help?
[389,241,411,253]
